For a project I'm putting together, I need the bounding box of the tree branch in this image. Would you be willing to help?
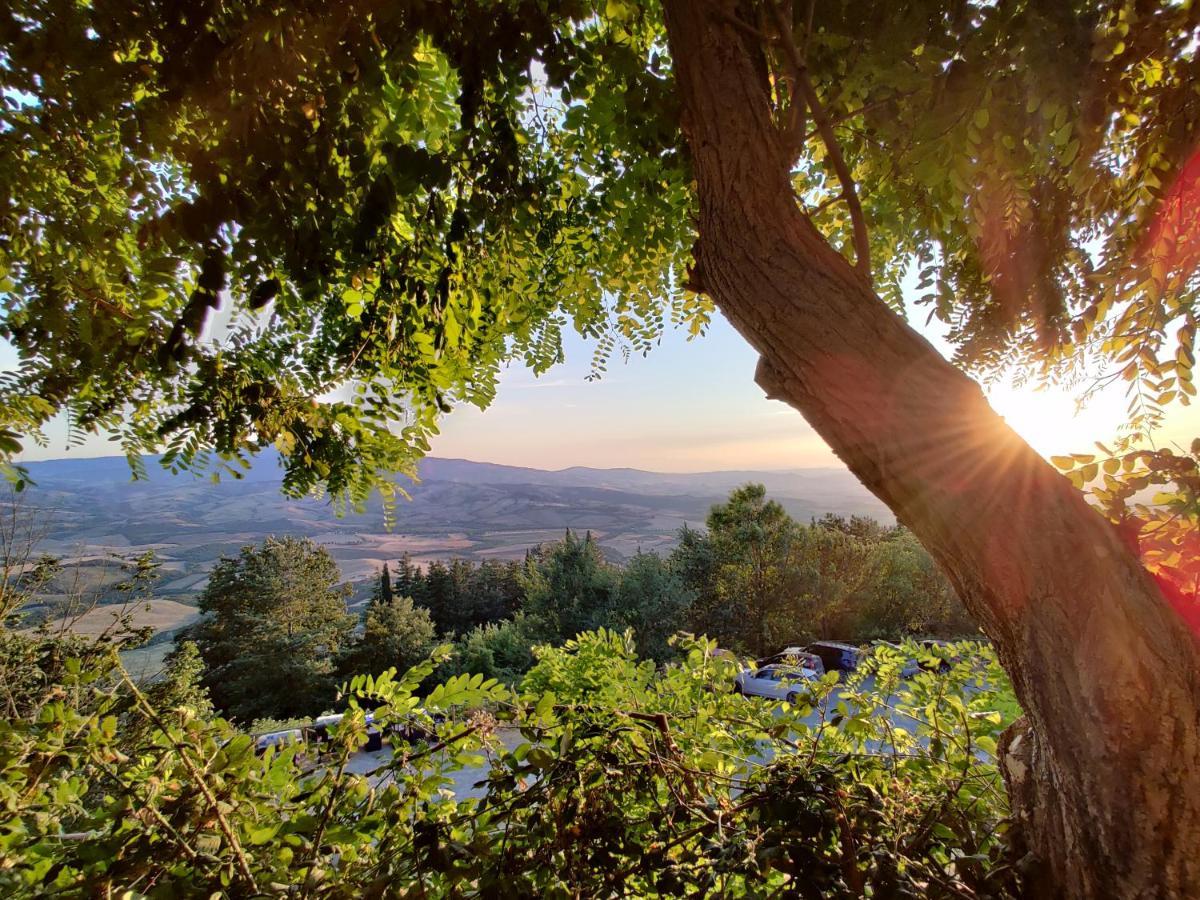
[769,1,872,280]
[118,663,259,893]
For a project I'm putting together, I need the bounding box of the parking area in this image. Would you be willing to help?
[329,674,966,803]
[343,727,526,800]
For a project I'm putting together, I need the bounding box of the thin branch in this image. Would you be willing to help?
[801,0,815,59]
[118,662,259,893]
[302,747,352,893]
[90,757,202,863]
[795,91,918,148]
[769,0,872,280]
[773,1,808,156]
[809,191,848,216]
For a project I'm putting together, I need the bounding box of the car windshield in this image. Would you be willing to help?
[758,667,806,681]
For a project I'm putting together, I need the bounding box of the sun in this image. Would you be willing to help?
[984,379,1128,459]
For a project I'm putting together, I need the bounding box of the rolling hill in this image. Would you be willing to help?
[17,454,891,598]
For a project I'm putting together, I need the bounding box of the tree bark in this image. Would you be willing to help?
[660,2,1200,896]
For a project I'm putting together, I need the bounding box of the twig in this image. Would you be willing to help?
[301,739,356,891]
[800,0,815,59]
[610,794,761,883]
[90,757,202,862]
[770,0,872,280]
[810,191,848,216]
[118,663,259,893]
[404,723,482,765]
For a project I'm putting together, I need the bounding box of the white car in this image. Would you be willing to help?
[306,712,384,752]
[758,647,826,675]
[254,728,303,755]
[735,664,820,702]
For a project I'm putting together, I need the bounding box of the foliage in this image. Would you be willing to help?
[612,550,695,663]
[1053,440,1200,629]
[183,537,355,722]
[373,489,980,685]
[0,0,700,505]
[448,613,538,686]
[520,627,656,705]
[119,640,214,751]
[0,550,161,719]
[0,628,109,721]
[814,513,896,542]
[145,640,213,719]
[669,485,976,656]
[669,523,723,643]
[0,632,1019,897]
[339,594,436,683]
[0,487,57,625]
[521,529,619,644]
[700,484,806,656]
[851,531,977,640]
[402,556,524,638]
[378,562,395,606]
[0,0,1194,508]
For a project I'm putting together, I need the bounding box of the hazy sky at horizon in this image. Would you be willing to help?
[9,298,1198,473]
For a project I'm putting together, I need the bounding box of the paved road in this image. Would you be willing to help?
[345,729,526,800]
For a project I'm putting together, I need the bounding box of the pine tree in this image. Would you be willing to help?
[342,595,435,680]
[379,562,394,605]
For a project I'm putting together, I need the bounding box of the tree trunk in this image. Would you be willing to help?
[660,2,1200,896]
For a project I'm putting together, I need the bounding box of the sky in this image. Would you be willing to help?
[432,311,1199,470]
[10,300,1199,473]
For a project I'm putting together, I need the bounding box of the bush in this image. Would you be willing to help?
[520,627,655,704]
[0,634,1020,897]
[448,613,538,684]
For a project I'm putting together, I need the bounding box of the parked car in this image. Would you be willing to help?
[735,663,820,702]
[254,728,303,756]
[805,641,864,677]
[917,639,958,673]
[303,712,384,752]
[302,713,343,748]
[388,711,443,745]
[757,646,826,675]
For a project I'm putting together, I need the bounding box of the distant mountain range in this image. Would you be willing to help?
[19,454,890,597]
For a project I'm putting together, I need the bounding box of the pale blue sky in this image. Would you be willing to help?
[10,300,1197,472]
[432,315,842,471]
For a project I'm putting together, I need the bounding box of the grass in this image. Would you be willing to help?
[120,641,176,683]
[47,599,200,637]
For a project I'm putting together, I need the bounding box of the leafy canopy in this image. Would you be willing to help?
[1,0,1196,503]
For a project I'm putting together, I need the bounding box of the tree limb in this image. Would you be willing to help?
[769,0,872,280]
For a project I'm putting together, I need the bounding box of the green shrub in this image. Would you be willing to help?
[0,635,1020,897]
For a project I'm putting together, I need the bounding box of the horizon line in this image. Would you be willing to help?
[17,450,852,479]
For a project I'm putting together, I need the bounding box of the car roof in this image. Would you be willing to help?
[809,641,860,651]
[760,664,814,673]
[768,648,819,659]
[257,729,301,741]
